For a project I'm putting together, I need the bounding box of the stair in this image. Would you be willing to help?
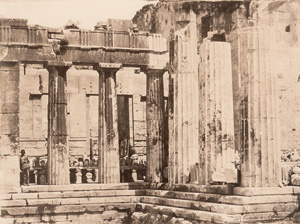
[0,183,299,223]
[0,182,149,224]
[133,187,298,224]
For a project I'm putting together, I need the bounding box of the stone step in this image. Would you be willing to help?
[1,194,141,208]
[233,186,300,196]
[240,211,293,223]
[142,195,298,214]
[0,189,145,208]
[21,182,150,193]
[136,203,241,224]
[147,189,299,205]
[1,204,133,224]
[136,203,292,223]
[1,189,145,201]
[1,202,136,216]
[146,189,298,205]
[220,194,299,205]
[145,190,299,214]
[146,189,222,203]
[141,196,244,214]
[148,190,298,205]
[243,202,298,214]
[149,183,230,194]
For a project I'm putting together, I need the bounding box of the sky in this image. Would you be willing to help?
[0,0,158,29]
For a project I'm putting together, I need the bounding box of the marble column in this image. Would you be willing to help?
[0,62,20,191]
[46,61,71,185]
[198,41,237,185]
[168,11,199,184]
[144,69,165,182]
[229,26,281,187]
[95,63,121,184]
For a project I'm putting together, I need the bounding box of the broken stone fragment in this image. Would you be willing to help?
[94,21,107,30]
[107,18,133,32]
[64,20,80,29]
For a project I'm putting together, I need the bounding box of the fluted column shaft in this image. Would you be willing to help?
[95,63,121,184]
[145,69,165,182]
[168,11,199,184]
[46,61,71,185]
[230,26,281,187]
[198,41,236,185]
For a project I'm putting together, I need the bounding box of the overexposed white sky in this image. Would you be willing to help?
[0,0,158,29]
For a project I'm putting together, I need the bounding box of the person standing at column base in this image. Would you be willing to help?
[20,149,30,186]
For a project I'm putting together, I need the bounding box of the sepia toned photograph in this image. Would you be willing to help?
[0,0,299,223]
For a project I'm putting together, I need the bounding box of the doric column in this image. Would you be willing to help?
[229,26,281,187]
[144,68,165,182]
[0,62,20,191]
[198,41,237,185]
[94,63,121,184]
[168,11,199,184]
[46,61,71,185]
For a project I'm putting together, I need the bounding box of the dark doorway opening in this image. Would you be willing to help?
[118,95,146,182]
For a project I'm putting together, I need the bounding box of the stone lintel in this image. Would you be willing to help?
[2,44,166,66]
[46,61,72,67]
[72,65,94,70]
[142,66,168,74]
[22,63,44,69]
[0,61,18,66]
[96,63,122,69]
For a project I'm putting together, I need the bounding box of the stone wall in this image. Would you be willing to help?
[19,66,48,156]
[0,62,20,189]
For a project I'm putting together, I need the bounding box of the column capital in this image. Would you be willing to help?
[94,63,122,70]
[142,67,168,76]
[93,63,122,75]
[45,61,72,74]
[46,61,72,67]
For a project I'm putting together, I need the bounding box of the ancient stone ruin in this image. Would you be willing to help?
[1,0,300,223]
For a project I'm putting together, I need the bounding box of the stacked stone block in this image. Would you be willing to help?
[0,62,20,190]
